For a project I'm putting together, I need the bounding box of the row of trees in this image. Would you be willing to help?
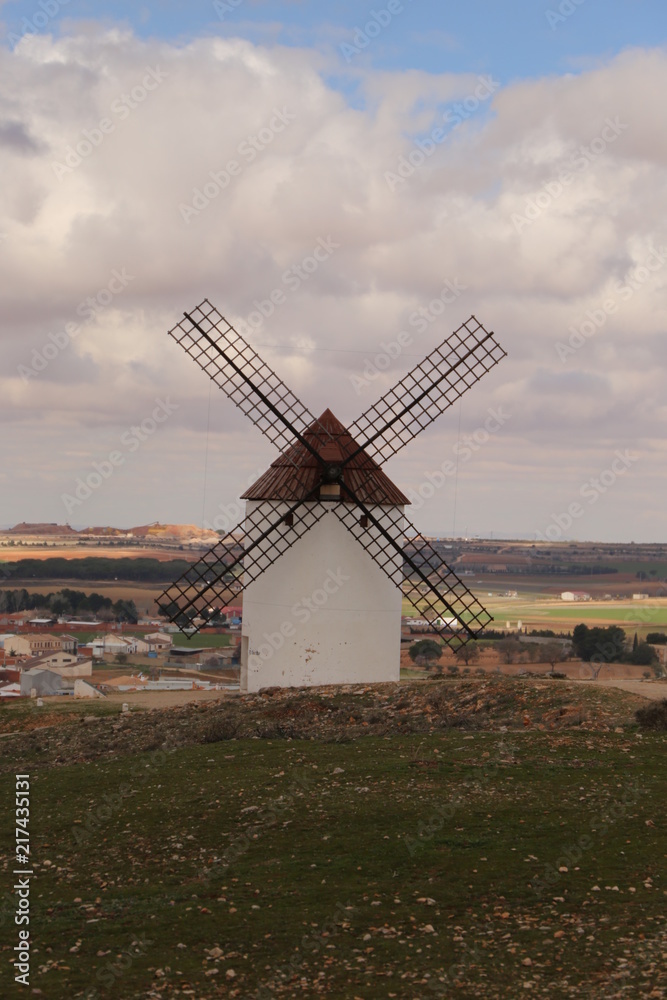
[0,588,139,623]
[409,637,565,672]
[410,624,661,676]
[0,557,190,583]
[571,624,658,668]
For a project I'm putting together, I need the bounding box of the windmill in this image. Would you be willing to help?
[158,299,506,691]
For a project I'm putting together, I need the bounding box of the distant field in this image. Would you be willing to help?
[540,604,667,625]
[171,632,232,648]
[404,582,667,634]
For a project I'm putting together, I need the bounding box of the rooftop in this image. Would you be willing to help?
[241,409,408,506]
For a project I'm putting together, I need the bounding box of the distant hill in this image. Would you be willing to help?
[125,523,218,541]
[3,521,218,543]
[5,522,78,536]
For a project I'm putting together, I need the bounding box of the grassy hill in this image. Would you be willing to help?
[0,679,664,999]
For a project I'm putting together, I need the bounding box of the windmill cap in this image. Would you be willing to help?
[241,409,409,505]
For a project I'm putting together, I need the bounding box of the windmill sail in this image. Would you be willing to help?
[334,485,492,646]
[158,495,329,630]
[168,299,332,456]
[347,316,506,465]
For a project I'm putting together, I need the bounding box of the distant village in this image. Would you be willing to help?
[1,523,666,702]
[0,606,243,701]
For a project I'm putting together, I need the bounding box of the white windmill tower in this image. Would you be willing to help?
[159,300,506,692]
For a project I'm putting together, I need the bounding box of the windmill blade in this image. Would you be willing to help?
[169,298,331,458]
[332,485,492,648]
[158,494,330,634]
[346,316,506,466]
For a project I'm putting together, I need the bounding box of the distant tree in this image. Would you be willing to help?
[633,632,639,652]
[572,624,626,665]
[523,643,542,664]
[628,643,658,667]
[542,641,563,673]
[495,638,522,664]
[112,599,139,624]
[409,639,443,674]
[49,596,70,616]
[646,632,667,645]
[114,652,128,665]
[455,641,479,666]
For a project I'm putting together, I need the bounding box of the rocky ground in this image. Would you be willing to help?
[0,676,653,771]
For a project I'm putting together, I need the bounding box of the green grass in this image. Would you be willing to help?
[170,632,232,648]
[542,606,667,625]
[1,731,664,998]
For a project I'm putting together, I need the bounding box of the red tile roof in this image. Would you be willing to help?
[241,409,409,506]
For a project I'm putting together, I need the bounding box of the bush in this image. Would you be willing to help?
[627,643,658,666]
[409,639,442,669]
[635,699,667,730]
[200,715,239,742]
[549,672,567,679]
[646,632,667,645]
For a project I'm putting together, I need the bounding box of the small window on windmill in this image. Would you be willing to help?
[359,515,369,528]
[283,512,294,527]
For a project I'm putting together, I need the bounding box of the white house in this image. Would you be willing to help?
[92,635,138,657]
[22,651,92,677]
[561,591,591,602]
[239,410,406,693]
[144,632,173,651]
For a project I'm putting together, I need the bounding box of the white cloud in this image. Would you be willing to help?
[0,29,665,540]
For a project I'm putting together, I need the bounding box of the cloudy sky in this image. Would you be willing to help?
[1,0,666,543]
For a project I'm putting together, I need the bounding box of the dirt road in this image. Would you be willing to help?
[573,677,667,701]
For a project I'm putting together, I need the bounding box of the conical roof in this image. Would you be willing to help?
[241,409,409,506]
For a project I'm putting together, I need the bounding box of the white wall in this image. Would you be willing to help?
[241,501,404,692]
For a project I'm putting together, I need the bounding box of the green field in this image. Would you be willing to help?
[539,606,667,626]
[170,632,232,648]
[1,726,664,998]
